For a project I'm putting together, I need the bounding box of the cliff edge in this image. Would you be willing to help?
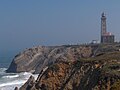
[6,45,92,73]
[6,43,120,90]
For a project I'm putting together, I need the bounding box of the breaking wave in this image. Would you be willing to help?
[0,68,38,90]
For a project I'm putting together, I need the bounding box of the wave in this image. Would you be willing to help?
[0,68,7,71]
[18,72,38,80]
[2,75,19,79]
[1,72,32,79]
[0,80,25,87]
[0,68,7,73]
[19,72,32,76]
[0,71,38,89]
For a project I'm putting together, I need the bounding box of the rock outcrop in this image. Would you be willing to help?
[19,51,120,90]
[6,45,92,73]
[7,43,120,90]
[19,75,35,90]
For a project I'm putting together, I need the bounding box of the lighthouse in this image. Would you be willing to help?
[101,13,114,43]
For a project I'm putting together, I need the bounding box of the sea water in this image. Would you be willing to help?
[0,54,38,90]
[0,68,38,90]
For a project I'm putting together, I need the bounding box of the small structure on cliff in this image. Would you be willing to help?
[101,12,115,43]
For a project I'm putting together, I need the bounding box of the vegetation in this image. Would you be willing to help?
[49,64,59,72]
[111,80,120,90]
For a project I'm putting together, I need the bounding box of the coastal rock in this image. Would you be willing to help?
[20,51,120,90]
[6,45,92,73]
[7,43,120,90]
[14,87,19,90]
[19,75,35,90]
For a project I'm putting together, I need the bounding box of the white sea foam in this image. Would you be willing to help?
[0,85,22,90]
[0,80,25,87]
[2,74,19,79]
[0,68,38,90]
[0,68,7,75]
[0,68,7,71]
[23,72,30,75]
[20,72,32,76]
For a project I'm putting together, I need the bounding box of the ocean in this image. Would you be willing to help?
[0,52,38,90]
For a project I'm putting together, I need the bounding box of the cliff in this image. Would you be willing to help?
[6,45,92,73]
[7,43,120,90]
[19,51,120,90]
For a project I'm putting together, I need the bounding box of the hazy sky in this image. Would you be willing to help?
[1,0,120,53]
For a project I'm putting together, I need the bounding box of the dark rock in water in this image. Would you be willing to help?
[19,75,35,90]
[14,87,19,90]
[6,60,17,73]
[6,45,92,73]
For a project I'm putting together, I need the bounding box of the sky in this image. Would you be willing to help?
[1,0,120,55]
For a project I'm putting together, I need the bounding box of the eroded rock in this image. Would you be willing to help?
[7,45,92,73]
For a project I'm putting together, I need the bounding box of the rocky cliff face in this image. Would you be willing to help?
[6,45,92,73]
[7,43,120,90]
[19,51,120,90]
